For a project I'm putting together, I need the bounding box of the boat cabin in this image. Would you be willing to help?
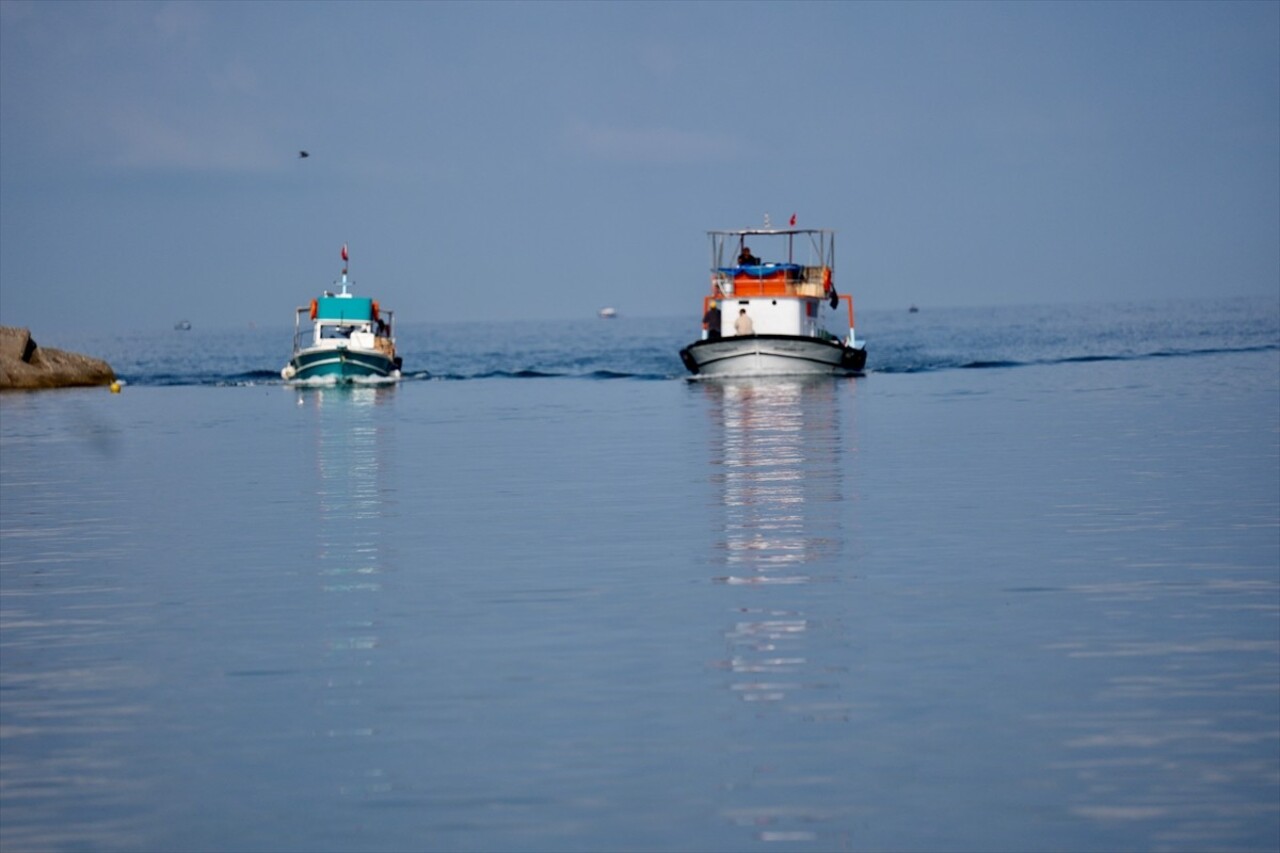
[711,295,830,340]
[292,280,395,359]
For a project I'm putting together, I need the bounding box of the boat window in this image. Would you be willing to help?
[321,325,355,339]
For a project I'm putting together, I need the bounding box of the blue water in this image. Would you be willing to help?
[2,297,1278,852]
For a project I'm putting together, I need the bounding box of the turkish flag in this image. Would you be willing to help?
[341,243,349,262]
[789,213,797,226]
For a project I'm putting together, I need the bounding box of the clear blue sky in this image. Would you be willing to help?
[2,0,1277,333]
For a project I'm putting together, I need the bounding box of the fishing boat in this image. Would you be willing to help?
[678,224,867,378]
[281,245,402,384]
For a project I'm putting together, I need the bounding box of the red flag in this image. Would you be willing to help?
[789,213,797,226]
[341,243,349,262]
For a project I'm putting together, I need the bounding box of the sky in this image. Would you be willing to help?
[1,0,1277,334]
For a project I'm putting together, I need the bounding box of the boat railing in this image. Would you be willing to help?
[291,306,395,356]
[291,307,308,355]
[711,265,832,299]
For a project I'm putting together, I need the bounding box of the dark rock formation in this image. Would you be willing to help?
[0,326,116,391]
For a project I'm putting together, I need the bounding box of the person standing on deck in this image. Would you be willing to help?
[703,302,722,339]
[734,308,754,336]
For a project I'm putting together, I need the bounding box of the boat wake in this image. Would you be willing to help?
[112,341,1276,387]
[428,368,674,382]
[100,303,1278,387]
[284,373,402,388]
[871,342,1279,375]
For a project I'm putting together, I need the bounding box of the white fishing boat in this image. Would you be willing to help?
[281,245,402,384]
[598,306,618,319]
[679,224,867,378]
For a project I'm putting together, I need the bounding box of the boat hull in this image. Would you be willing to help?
[284,346,401,384]
[680,334,866,378]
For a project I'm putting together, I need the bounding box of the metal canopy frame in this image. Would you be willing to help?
[708,228,834,271]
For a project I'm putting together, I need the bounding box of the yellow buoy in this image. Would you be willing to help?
[110,381,121,394]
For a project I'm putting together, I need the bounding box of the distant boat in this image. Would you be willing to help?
[908,304,919,313]
[678,223,866,378]
[281,245,402,384]
[598,307,618,319]
[174,320,192,331]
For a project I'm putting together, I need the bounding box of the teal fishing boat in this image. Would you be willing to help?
[281,245,401,384]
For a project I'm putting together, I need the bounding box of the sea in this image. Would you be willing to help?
[1,296,1277,853]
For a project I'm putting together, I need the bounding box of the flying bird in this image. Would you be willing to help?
[298,150,309,158]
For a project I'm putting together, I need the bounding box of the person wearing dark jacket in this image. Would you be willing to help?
[702,302,722,339]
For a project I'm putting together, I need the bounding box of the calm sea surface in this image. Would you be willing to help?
[2,298,1278,852]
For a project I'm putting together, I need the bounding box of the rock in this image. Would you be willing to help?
[0,326,116,391]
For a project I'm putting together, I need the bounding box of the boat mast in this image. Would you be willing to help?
[340,242,350,295]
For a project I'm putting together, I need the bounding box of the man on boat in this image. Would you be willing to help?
[737,246,760,266]
[734,308,754,336]
[702,302,722,339]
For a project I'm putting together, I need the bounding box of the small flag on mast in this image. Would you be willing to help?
[790,213,797,226]
[341,243,349,262]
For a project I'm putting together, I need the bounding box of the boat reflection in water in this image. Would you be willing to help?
[706,378,846,581]
[297,385,397,753]
[699,377,860,845]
